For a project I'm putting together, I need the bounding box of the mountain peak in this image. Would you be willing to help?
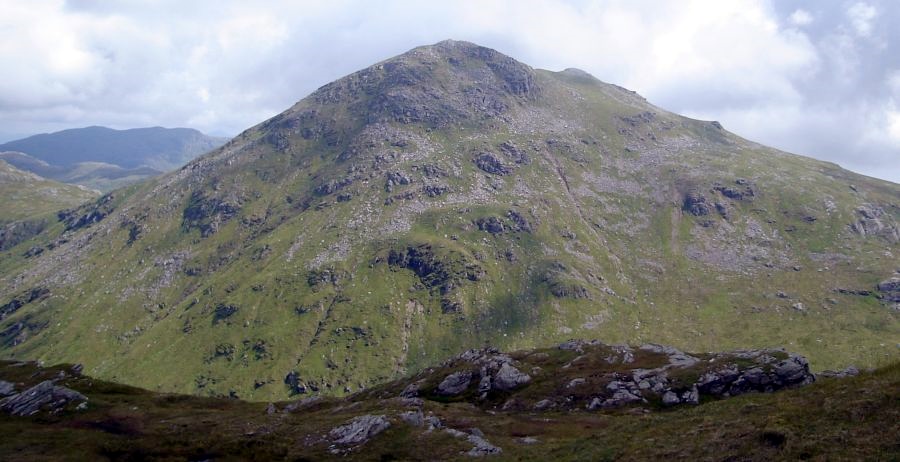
[283,40,539,134]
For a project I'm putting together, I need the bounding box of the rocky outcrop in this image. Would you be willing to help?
[683,190,711,216]
[385,171,412,193]
[0,218,48,252]
[329,414,391,445]
[58,193,116,232]
[395,341,815,413]
[0,287,49,321]
[0,380,86,416]
[474,211,532,235]
[876,277,900,303]
[387,244,483,314]
[429,349,533,399]
[850,205,899,242]
[475,216,505,234]
[182,191,242,237]
[444,427,503,457]
[498,141,529,164]
[714,182,755,200]
[473,152,511,175]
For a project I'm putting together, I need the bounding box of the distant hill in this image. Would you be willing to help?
[0,159,98,224]
[0,127,227,191]
[0,126,228,171]
[0,151,163,192]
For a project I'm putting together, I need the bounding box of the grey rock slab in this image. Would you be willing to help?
[330,414,391,445]
[0,380,86,416]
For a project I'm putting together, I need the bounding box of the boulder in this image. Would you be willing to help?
[329,415,391,445]
[773,356,815,385]
[437,371,472,396]
[399,410,424,427]
[492,363,531,391]
[466,433,503,456]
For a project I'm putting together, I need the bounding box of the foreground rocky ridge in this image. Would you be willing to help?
[358,340,817,413]
[0,341,895,461]
[0,40,897,401]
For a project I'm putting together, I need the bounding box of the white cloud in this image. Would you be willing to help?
[848,2,877,37]
[790,9,814,27]
[887,70,900,95]
[0,0,897,182]
[885,107,900,142]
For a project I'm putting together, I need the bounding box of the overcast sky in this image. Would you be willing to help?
[2,0,898,182]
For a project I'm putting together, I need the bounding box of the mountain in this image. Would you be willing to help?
[0,159,98,224]
[0,126,228,171]
[1,344,897,461]
[0,40,897,401]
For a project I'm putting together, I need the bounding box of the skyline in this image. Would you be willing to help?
[1,0,898,182]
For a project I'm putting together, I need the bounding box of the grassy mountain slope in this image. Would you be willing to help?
[0,41,897,401]
[0,159,98,224]
[0,126,227,170]
[0,348,897,461]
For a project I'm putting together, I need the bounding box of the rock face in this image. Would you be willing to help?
[329,414,391,445]
[0,380,86,416]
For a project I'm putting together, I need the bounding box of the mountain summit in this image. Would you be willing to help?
[0,41,897,400]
